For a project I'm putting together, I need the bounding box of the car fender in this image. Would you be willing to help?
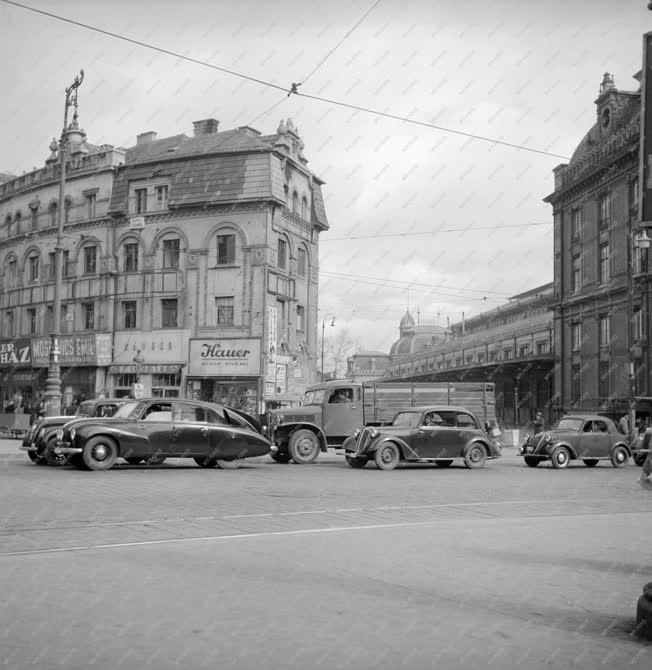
[612,440,631,457]
[367,436,414,460]
[274,422,328,452]
[74,425,147,454]
[463,439,492,459]
[549,440,578,459]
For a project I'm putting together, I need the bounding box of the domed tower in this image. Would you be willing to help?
[399,310,416,336]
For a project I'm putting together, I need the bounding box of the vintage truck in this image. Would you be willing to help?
[266,379,497,464]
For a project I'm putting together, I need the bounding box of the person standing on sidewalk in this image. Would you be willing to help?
[533,411,544,434]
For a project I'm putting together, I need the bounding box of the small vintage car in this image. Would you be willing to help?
[343,406,501,471]
[51,398,272,471]
[20,398,129,466]
[520,414,631,469]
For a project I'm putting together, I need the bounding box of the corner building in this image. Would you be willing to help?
[0,116,328,414]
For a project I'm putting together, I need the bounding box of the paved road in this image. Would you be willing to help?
[1,445,651,669]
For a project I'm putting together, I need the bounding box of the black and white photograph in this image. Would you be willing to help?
[1,0,652,668]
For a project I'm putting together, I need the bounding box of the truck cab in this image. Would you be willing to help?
[267,381,363,464]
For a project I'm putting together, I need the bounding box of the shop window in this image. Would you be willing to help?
[86,193,96,219]
[83,302,95,330]
[503,348,512,360]
[124,243,139,272]
[277,238,287,270]
[113,373,138,398]
[27,308,36,334]
[162,238,180,269]
[153,373,181,398]
[161,298,178,328]
[135,188,148,214]
[297,247,307,278]
[296,305,305,331]
[217,234,235,265]
[155,185,169,210]
[123,301,137,329]
[215,297,234,325]
[84,246,97,275]
[28,255,39,283]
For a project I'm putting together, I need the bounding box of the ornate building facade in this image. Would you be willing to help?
[544,72,648,418]
[0,114,328,414]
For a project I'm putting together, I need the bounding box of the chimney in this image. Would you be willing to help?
[193,119,219,136]
[137,131,158,145]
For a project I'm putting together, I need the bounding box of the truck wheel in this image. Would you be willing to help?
[374,443,400,470]
[524,456,540,468]
[463,443,487,469]
[288,429,320,464]
[634,453,648,467]
[345,455,368,468]
[550,446,570,469]
[434,459,453,467]
[610,446,629,468]
[270,451,292,464]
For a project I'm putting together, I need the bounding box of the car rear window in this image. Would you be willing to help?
[456,413,477,428]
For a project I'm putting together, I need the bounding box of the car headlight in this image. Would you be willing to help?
[370,427,378,438]
[278,415,284,423]
[70,428,76,441]
[353,428,360,437]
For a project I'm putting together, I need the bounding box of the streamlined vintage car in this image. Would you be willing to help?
[520,414,631,469]
[51,398,272,471]
[21,398,129,466]
[343,406,501,471]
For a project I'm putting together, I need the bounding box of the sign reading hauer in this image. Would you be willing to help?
[188,338,261,377]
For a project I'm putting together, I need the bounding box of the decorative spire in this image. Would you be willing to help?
[599,72,615,95]
[277,119,286,135]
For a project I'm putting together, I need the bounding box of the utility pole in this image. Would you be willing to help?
[43,70,84,417]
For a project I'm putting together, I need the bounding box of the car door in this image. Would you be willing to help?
[416,410,460,459]
[588,419,612,458]
[170,402,211,457]
[456,412,480,454]
[136,402,173,459]
[322,387,359,439]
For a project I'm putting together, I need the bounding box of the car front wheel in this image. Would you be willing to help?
[464,444,487,469]
[288,429,321,464]
[44,437,68,467]
[345,455,368,468]
[81,437,118,471]
[610,446,629,468]
[524,456,540,468]
[374,443,400,470]
[550,446,570,469]
[583,459,599,467]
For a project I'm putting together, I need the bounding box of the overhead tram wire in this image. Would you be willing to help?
[2,0,571,162]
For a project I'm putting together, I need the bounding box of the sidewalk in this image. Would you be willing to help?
[0,437,24,460]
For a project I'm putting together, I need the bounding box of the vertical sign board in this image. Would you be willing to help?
[640,32,652,227]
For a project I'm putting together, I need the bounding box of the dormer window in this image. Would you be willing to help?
[601,107,611,130]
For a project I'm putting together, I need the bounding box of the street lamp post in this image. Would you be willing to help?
[43,71,84,417]
[320,314,335,382]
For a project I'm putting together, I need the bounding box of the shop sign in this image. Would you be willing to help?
[266,305,277,357]
[112,330,190,364]
[109,364,182,375]
[188,338,261,377]
[276,363,287,394]
[0,338,31,367]
[31,333,112,367]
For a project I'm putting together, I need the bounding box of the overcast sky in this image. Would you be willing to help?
[0,0,649,353]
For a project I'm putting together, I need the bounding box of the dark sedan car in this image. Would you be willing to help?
[343,406,501,471]
[520,415,631,469]
[51,398,272,471]
[20,398,129,466]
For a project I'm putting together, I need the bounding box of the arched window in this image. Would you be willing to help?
[297,245,308,278]
[49,202,57,227]
[14,212,21,234]
[301,196,308,220]
[30,206,38,230]
[26,253,39,283]
[122,239,140,273]
[5,215,11,238]
[292,191,299,215]
[64,197,72,224]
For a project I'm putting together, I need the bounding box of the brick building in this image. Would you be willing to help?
[544,72,649,418]
[0,114,328,414]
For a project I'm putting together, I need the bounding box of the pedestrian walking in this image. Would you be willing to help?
[618,414,629,436]
[533,411,544,434]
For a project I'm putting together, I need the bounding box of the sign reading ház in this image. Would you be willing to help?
[188,338,261,377]
[0,340,31,366]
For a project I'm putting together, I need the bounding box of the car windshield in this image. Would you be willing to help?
[76,402,95,417]
[556,418,584,431]
[391,412,422,428]
[304,389,326,406]
[112,402,142,419]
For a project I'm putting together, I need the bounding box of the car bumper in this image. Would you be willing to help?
[20,442,37,452]
[53,442,82,455]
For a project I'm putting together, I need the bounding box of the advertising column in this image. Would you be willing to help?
[187,338,261,416]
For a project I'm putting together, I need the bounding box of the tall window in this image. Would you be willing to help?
[598,242,610,284]
[162,238,180,269]
[28,255,39,283]
[64,198,71,223]
[215,297,234,325]
[123,301,137,329]
[7,259,16,287]
[48,252,56,280]
[83,302,95,330]
[152,373,180,398]
[571,323,582,351]
[296,305,305,331]
[297,248,306,278]
[61,304,69,332]
[634,307,644,341]
[84,246,97,274]
[135,188,148,214]
[292,191,298,214]
[630,178,639,214]
[301,196,308,220]
[570,208,581,240]
[14,212,21,234]
[571,254,581,292]
[598,193,611,228]
[277,238,287,270]
[599,314,611,350]
[503,348,512,360]
[277,299,286,334]
[49,202,57,227]
[5,215,12,237]
[45,305,53,331]
[124,243,139,272]
[571,365,582,403]
[161,299,178,328]
[599,362,611,399]
[217,234,235,265]
[155,185,169,210]
[31,206,38,230]
[62,250,70,278]
[27,308,36,334]
[86,193,97,219]
[6,310,14,337]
